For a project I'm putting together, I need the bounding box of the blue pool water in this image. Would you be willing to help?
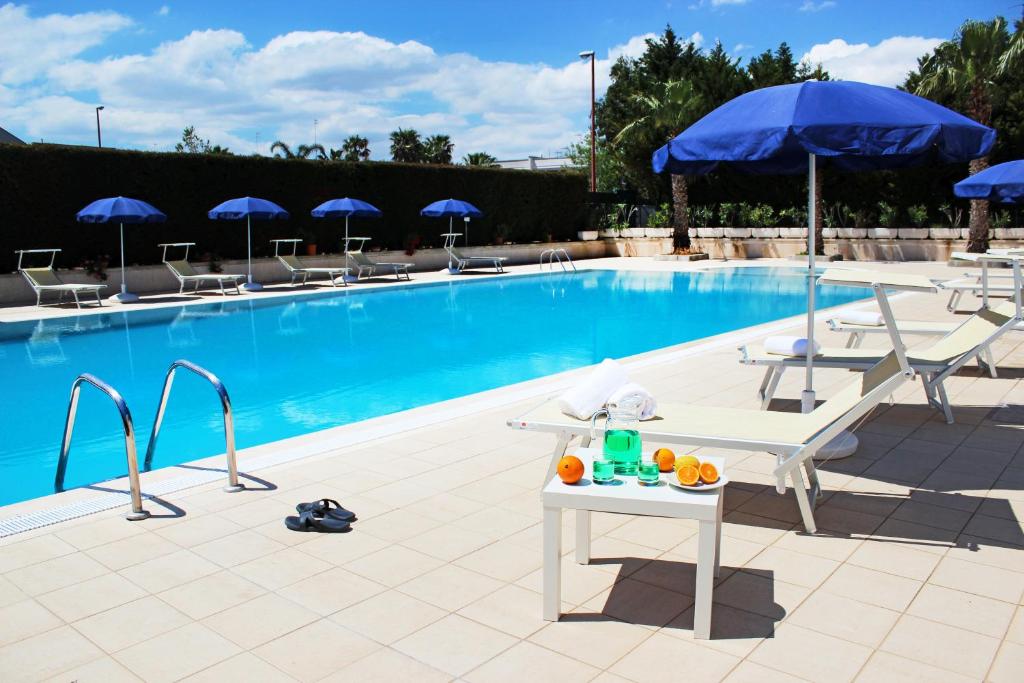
[0,267,867,506]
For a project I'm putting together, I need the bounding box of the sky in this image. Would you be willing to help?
[0,1,1012,160]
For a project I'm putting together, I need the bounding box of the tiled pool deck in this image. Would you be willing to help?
[0,258,1022,682]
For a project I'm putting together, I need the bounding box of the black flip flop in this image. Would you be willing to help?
[284,510,350,533]
[296,498,356,522]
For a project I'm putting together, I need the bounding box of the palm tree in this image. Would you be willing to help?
[390,128,424,162]
[297,143,327,160]
[614,79,702,251]
[270,141,296,159]
[424,134,454,164]
[463,152,498,167]
[338,135,370,161]
[914,17,1024,251]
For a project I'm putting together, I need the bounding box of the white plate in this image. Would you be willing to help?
[667,474,729,492]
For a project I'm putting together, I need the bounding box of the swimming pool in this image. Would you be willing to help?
[0,267,867,506]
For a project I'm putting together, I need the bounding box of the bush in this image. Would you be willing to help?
[0,144,587,271]
[907,204,930,228]
[877,201,899,228]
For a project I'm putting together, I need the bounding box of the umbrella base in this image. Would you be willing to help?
[813,429,858,461]
[342,274,359,283]
[443,267,461,275]
[109,292,140,304]
[241,282,264,292]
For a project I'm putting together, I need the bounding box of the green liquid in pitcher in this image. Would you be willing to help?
[603,429,641,475]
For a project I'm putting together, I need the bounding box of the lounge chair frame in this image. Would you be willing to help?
[442,233,506,273]
[16,249,106,308]
[343,237,412,281]
[270,239,349,287]
[159,243,244,295]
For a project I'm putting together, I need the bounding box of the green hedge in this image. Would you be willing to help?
[0,144,588,272]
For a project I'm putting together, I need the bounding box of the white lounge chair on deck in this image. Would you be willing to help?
[271,239,350,287]
[509,351,909,534]
[442,233,506,273]
[17,249,106,308]
[159,243,245,295]
[346,249,412,281]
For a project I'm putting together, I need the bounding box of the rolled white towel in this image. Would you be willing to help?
[607,382,658,421]
[558,359,629,420]
[764,336,821,357]
[837,310,883,326]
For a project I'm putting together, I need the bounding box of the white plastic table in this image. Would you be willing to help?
[542,448,724,639]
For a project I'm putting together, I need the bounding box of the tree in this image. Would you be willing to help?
[424,134,454,164]
[463,152,498,166]
[334,135,370,161]
[747,42,799,89]
[174,125,230,155]
[389,128,425,162]
[270,141,326,159]
[614,80,703,250]
[911,17,1024,251]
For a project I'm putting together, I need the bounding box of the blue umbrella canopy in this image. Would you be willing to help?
[311,197,382,218]
[652,81,995,175]
[208,196,289,220]
[76,196,166,223]
[954,160,1024,204]
[420,198,483,218]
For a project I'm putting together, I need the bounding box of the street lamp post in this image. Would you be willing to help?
[95,106,104,148]
[578,50,596,193]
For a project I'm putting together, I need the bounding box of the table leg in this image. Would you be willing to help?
[575,509,591,564]
[542,433,571,491]
[543,506,562,621]
[694,519,716,639]
[715,496,723,578]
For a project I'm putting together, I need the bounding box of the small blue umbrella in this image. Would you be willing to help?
[208,197,289,291]
[652,80,994,422]
[954,160,1024,204]
[76,196,166,303]
[311,198,383,273]
[421,198,483,252]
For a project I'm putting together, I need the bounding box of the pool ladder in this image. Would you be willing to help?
[55,359,243,520]
[540,248,577,272]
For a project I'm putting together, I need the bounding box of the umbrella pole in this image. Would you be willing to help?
[119,222,127,295]
[247,215,253,285]
[803,154,816,414]
[448,216,454,271]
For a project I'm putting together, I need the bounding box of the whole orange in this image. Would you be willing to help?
[653,448,676,472]
[557,456,585,484]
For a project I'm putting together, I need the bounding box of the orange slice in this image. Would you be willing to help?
[676,465,700,486]
[699,462,719,485]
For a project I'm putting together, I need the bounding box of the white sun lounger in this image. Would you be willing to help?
[944,251,1024,311]
[16,249,106,308]
[742,299,1020,423]
[347,249,412,281]
[509,351,909,534]
[159,243,245,295]
[827,317,959,348]
[270,239,350,286]
[441,233,506,273]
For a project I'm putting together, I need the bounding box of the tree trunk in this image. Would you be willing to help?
[966,156,990,253]
[671,174,690,251]
[814,166,825,256]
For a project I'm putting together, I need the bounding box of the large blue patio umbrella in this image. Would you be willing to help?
[421,198,483,245]
[653,80,994,433]
[311,198,383,276]
[208,196,289,291]
[76,196,166,303]
[954,160,1024,204]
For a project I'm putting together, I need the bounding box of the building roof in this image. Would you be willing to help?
[495,155,574,172]
[0,126,25,145]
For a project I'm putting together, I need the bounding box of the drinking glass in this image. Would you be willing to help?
[637,461,661,486]
[592,459,616,484]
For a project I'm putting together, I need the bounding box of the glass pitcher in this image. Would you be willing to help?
[591,397,642,476]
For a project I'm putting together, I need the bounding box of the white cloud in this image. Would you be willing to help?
[799,1,836,11]
[0,5,660,159]
[800,35,941,86]
[711,0,749,6]
[158,5,170,16]
[0,3,132,85]
[733,42,752,53]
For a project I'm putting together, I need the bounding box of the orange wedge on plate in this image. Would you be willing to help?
[676,465,700,486]
[699,462,719,484]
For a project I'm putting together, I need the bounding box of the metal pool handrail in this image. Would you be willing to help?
[540,248,577,272]
[55,373,149,520]
[144,359,244,493]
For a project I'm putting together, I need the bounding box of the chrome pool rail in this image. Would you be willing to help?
[55,374,149,520]
[539,248,577,272]
[144,359,244,493]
